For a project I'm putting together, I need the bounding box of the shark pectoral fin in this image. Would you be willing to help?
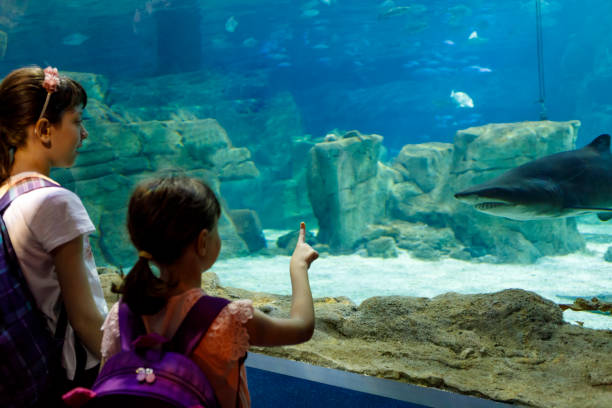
[597,212,612,221]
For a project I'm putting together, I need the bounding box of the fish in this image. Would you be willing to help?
[380,6,414,18]
[450,90,474,108]
[0,30,7,59]
[454,134,612,221]
[380,5,427,19]
[225,16,238,33]
[302,9,320,17]
[468,65,493,73]
[242,37,257,47]
[468,30,478,39]
[62,33,89,46]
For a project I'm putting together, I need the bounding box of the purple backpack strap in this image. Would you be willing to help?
[118,295,230,354]
[0,176,60,213]
[118,301,148,351]
[167,295,231,355]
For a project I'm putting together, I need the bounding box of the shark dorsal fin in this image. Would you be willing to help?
[586,134,611,154]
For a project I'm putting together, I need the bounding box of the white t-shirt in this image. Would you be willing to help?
[1,172,108,380]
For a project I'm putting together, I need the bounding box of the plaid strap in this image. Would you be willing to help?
[0,176,60,214]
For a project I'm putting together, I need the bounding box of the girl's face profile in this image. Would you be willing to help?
[49,106,88,167]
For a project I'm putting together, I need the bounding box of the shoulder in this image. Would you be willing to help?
[198,299,254,362]
[101,302,121,360]
[9,184,87,220]
[220,299,254,325]
[20,185,83,207]
[102,302,120,329]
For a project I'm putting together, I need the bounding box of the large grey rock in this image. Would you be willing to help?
[229,209,266,253]
[365,236,398,258]
[307,133,391,253]
[392,142,453,194]
[389,142,454,224]
[276,229,317,255]
[450,121,579,189]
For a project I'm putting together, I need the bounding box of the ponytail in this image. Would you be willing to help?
[113,257,178,316]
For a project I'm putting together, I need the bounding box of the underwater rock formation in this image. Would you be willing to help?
[98,271,612,408]
[309,120,586,262]
[306,132,395,253]
[51,74,262,266]
[389,141,454,225]
[228,209,266,253]
[365,236,398,258]
[108,71,313,228]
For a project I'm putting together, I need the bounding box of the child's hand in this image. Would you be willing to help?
[291,222,318,269]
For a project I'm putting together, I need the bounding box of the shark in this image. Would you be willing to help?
[454,134,612,221]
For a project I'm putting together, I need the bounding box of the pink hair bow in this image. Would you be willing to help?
[38,66,60,120]
[42,66,60,93]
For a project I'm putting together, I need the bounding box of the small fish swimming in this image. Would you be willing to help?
[450,90,474,108]
[62,33,89,46]
[468,65,493,73]
[380,4,427,19]
[443,40,455,46]
[468,31,478,40]
[302,9,320,17]
[225,16,238,33]
[242,37,257,48]
[380,6,413,18]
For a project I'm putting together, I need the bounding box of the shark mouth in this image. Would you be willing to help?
[474,202,512,211]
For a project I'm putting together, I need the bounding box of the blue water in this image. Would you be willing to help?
[1,1,610,150]
[2,3,610,406]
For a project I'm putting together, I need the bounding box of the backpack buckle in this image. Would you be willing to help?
[136,367,156,384]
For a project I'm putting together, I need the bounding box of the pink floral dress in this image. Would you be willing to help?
[101,288,254,408]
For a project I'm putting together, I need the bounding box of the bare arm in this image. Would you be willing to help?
[52,235,105,359]
[246,222,318,346]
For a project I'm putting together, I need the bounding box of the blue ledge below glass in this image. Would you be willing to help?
[245,353,514,408]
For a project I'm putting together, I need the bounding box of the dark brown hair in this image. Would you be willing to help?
[0,66,87,183]
[114,175,221,315]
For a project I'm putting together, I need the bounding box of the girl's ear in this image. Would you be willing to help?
[196,228,209,257]
[34,118,52,146]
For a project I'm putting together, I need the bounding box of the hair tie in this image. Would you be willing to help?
[38,66,60,121]
[138,250,153,260]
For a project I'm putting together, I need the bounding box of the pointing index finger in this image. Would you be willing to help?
[298,222,305,243]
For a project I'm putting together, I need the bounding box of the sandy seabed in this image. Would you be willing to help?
[211,224,612,331]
